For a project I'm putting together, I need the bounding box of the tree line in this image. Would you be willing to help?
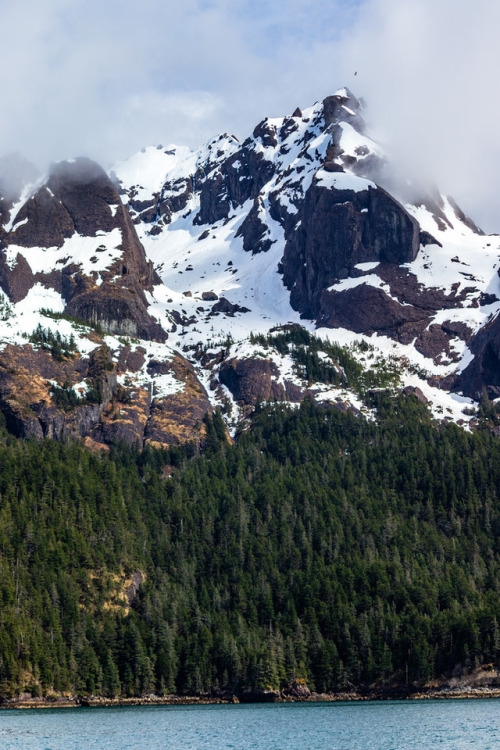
[0,394,498,698]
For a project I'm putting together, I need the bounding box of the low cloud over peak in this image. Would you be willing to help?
[338,0,500,231]
[0,0,497,231]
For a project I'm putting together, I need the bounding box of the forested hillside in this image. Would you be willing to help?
[0,395,499,699]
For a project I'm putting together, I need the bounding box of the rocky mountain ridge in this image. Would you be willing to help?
[0,87,498,448]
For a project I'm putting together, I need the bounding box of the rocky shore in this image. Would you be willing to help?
[2,686,500,710]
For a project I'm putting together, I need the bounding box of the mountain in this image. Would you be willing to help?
[0,88,498,449]
[0,91,499,704]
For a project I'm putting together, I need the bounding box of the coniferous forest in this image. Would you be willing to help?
[0,394,499,699]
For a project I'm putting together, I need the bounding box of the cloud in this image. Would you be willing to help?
[0,0,497,232]
[338,0,500,231]
[0,0,357,169]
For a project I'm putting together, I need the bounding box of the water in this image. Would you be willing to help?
[0,699,498,749]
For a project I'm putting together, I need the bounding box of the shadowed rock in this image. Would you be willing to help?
[281,174,420,319]
[453,312,500,399]
[1,157,165,342]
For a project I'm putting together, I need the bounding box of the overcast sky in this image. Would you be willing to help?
[0,0,498,231]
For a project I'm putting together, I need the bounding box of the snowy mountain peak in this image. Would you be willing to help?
[0,89,497,448]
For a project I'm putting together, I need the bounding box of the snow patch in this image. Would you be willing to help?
[315,170,376,192]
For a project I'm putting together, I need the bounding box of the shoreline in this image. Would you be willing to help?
[2,687,500,710]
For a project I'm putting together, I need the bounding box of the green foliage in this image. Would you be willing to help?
[50,382,85,410]
[249,329,400,393]
[477,389,500,428]
[114,385,132,405]
[49,381,106,410]
[0,398,499,699]
[29,324,77,361]
[49,378,106,410]
[0,292,13,321]
[40,308,104,336]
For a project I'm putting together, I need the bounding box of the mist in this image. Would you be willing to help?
[338,0,500,232]
[0,0,498,232]
[0,0,356,167]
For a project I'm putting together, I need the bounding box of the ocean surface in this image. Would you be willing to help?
[0,699,498,749]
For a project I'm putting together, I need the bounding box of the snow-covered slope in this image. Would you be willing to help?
[112,88,499,429]
[0,88,498,447]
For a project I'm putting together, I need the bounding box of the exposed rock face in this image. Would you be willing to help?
[211,297,250,316]
[286,679,311,698]
[95,384,151,448]
[92,350,213,449]
[219,358,303,407]
[453,312,500,399]
[129,176,193,228]
[9,185,74,248]
[315,262,475,360]
[195,146,275,226]
[0,344,114,441]
[220,358,283,405]
[65,283,166,342]
[125,570,145,605]
[403,386,428,403]
[144,354,212,447]
[235,198,274,255]
[10,159,152,257]
[0,157,165,342]
[252,119,279,147]
[322,90,365,131]
[318,283,426,337]
[281,173,420,319]
[0,252,34,303]
[0,339,211,449]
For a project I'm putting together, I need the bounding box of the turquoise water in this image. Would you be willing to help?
[0,699,498,749]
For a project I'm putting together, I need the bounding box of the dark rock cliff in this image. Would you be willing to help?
[195,148,275,226]
[219,358,286,405]
[453,312,500,400]
[281,171,420,320]
[64,283,166,342]
[0,158,165,341]
[219,357,304,407]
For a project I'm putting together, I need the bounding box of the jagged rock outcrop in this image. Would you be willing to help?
[0,343,115,440]
[318,283,427,337]
[219,358,284,405]
[322,90,365,131]
[314,264,475,358]
[65,282,166,341]
[211,297,250,316]
[0,252,34,303]
[235,198,275,255]
[194,144,275,226]
[130,177,193,229]
[9,184,74,248]
[94,384,152,447]
[144,354,212,447]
